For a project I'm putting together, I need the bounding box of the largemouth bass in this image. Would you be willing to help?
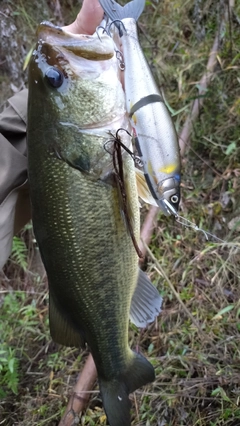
[99,0,181,216]
[27,22,162,426]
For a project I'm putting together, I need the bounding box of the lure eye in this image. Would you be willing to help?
[171,195,179,204]
[45,67,64,88]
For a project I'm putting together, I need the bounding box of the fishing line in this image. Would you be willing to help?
[163,199,228,244]
[175,215,227,243]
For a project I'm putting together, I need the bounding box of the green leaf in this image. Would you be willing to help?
[8,358,15,374]
[212,305,234,320]
[225,141,236,156]
[11,237,28,270]
[211,387,231,402]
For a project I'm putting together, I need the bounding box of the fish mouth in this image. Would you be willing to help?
[31,21,117,93]
[156,177,181,215]
[161,199,178,216]
[36,21,115,61]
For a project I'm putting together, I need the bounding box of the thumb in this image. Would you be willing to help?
[63,0,104,35]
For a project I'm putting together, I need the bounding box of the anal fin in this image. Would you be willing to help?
[49,291,85,348]
[130,268,162,327]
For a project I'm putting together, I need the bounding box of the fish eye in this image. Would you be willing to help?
[171,195,179,204]
[45,67,64,88]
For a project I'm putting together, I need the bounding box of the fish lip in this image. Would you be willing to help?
[156,176,180,215]
[36,21,115,61]
[161,199,178,216]
[37,20,91,40]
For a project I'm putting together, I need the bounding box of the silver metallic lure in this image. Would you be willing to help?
[99,0,181,216]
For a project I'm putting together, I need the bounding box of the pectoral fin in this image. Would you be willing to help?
[49,291,85,348]
[53,146,90,173]
[130,269,162,328]
[135,169,158,207]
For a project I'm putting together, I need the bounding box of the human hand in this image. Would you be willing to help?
[63,0,104,35]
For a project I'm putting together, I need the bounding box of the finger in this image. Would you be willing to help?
[63,0,104,35]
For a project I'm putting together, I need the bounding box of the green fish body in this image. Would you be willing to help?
[27,22,161,426]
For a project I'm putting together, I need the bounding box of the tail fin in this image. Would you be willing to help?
[99,0,145,22]
[99,351,155,426]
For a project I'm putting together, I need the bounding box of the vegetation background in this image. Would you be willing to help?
[0,0,240,425]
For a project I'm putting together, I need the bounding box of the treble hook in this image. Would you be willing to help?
[108,19,127,37]
[115,129,143,167]
[104,128,143,258]
[96,22,125,70]
[96,25,109,41]
[104,129,143,168]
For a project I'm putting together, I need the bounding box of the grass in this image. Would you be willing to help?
[0,0,240,425]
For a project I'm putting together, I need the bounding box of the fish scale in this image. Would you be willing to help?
[31,153,138,376]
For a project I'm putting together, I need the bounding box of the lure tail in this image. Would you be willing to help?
[99,351,155,426]
[99,0,145,22]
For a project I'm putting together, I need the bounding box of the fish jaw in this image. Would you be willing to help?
[37,21,115,60]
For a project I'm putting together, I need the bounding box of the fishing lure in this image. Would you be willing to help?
[99,0,181,216]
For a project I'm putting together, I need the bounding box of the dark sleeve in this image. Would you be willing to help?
[0,88,31,269]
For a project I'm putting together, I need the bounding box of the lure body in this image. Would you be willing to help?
[100,0,181,215]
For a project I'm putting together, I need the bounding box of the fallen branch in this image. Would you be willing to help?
[139,206,159,260]
[179,9,226,156]
[58,354,97,426]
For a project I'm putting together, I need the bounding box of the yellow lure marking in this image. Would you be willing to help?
[129,102,137,125]
[159,163,177,174]
[147,160,153,176]
[132,113,137,125]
